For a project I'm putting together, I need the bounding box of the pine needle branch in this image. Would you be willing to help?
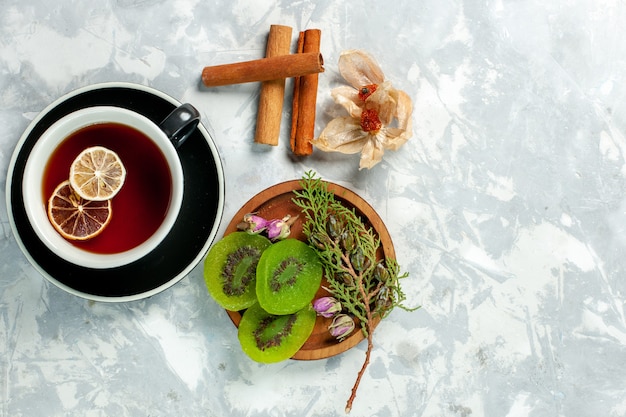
[292,171,418,413]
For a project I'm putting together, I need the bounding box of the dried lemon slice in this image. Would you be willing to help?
[47,180,112,240]
[69,146,126,201]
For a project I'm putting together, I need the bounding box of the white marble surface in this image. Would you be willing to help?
[1,0,626,416]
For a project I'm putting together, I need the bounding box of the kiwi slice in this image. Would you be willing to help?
[256,238,323,315]
[238,302,316,363]
[204,232,271,311]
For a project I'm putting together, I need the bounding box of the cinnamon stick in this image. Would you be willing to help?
[201,52,323,87]
[290,32,305,154]
[290,29,321,156]
[254,25,293,146]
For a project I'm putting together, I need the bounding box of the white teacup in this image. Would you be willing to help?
[22,105,199,269]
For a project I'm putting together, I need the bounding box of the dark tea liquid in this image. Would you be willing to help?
[43,122,173,254]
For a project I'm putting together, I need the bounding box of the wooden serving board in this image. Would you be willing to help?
[223,180,395,360]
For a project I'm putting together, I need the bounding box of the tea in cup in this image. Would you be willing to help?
[22,104,200,269]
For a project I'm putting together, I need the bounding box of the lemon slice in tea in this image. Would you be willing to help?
[69,146,126,201]
[47,180,112,240]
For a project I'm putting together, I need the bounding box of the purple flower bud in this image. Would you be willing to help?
[313,296,342,318]
[328,314,355,341]
[266,215,295,240]
[238,213,269,234]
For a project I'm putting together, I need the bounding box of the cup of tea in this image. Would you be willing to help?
[22,104,200,269]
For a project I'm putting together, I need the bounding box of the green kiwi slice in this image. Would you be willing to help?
[203,232,271,311]
[238,302,316,363]
[256,238,323,315]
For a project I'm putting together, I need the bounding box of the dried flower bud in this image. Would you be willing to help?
[266,215,295,240]
[237,213,269,234]
[310,232,331,250]
[375,286,393,312]
[329,314,355,341]
[350,246,365,272]
[340,230,356,252]
[313,296,342,318]
[327,214,343,240]
[239,214,298,240]
[339,272,354,286]
[373,262,389,283]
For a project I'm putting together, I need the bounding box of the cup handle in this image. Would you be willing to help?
[159,103,201,148]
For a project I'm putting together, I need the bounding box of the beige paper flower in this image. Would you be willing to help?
[312,50,413,169]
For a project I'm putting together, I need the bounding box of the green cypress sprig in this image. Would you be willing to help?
[292,170,418,413]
